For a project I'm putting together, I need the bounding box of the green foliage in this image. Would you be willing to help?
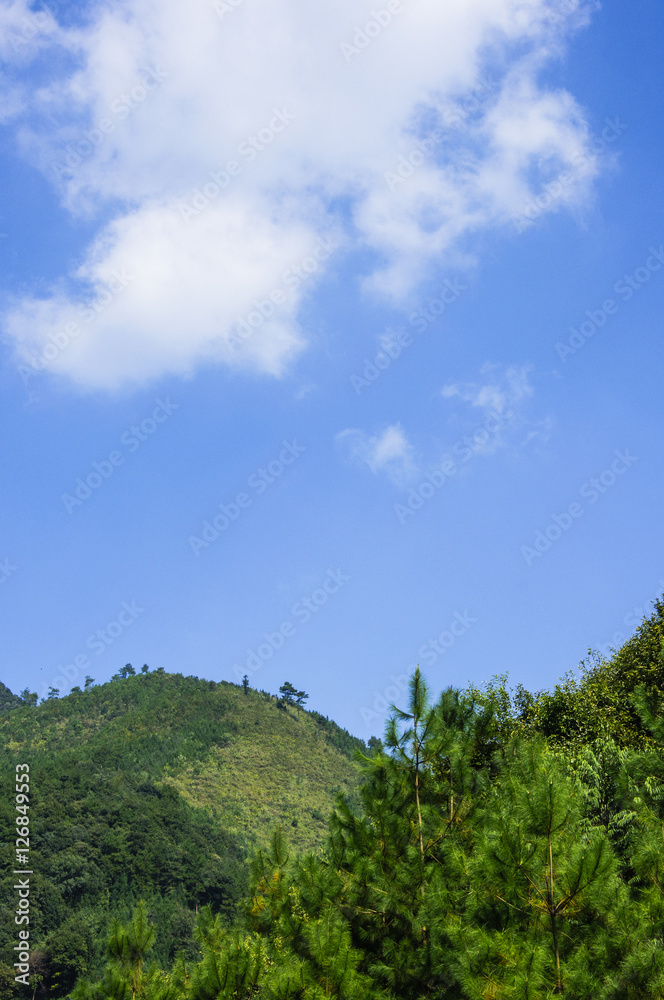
[279,681,309,714]
[523,599,664,748]
[0,680,23,712]
[45,916,96,995]
[460,738,627,995]
[279,681,299,705]
[239,676,664,998]
[7,598,664,999]
[0,960,25,999]
[307,711,366,759]
[71,903,178,1000]
[0,670,366,998]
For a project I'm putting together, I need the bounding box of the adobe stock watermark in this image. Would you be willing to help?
[226,236,339,349]
[17,268,134,386]
[178,108,296,222]
[360,611,477,724]
[232,569,349,682]
[408,279,466,334]
[36,599,144,702]
[361,670,411,726]
[394,408,508,524]
[520,449,638,567]
[62,398,179,514]
[512,116,627,234]
[340,1,402,62]
[350,327,411,395]
[8,0,68,54]
[350,277,466,396]
[189,439,306,555]
[384,129,445,193]
[1,558,18,585]
[13,762,32,988]
[555,246,664,363]
[50,67,169,180]
[417,611,478,666]
[385,77,496,192]
[437,75,497,128]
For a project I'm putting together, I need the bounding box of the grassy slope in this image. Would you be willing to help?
[162,688,362,853]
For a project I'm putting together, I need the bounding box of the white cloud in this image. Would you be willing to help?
[0,0,59,59]
[337,424,417,485]
[0,0,64,121]
[2,0,601,389]
[442,362,534,415]
[340,364,549,490]
[294,383,318,400]
[7,197,325,388]
[441,362,552,455]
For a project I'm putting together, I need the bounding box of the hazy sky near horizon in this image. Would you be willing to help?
[1,0,663,738]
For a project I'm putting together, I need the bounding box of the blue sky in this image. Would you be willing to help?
[0,0,662,738]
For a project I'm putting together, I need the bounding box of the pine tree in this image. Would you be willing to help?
[321,675,488,997]
[294,689,309,715]
[456,736,630,997]
[386,667,435,885]
[248,830,387,998]
[279,682,299,707]
[188,908,265,1000]
[70,902,178,1000]
[611,682,664,995]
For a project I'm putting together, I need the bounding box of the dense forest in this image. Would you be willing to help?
[2,597,664,998]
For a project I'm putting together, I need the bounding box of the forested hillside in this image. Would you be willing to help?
[2,597,664,998]
[0,672,366,995]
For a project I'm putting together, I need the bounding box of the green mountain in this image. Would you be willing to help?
[48,599,664,1000]
[3,596,664,999]
[0,672,366,995]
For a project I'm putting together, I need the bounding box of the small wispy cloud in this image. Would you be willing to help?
[294,382,318,401]
[336,423,418,486]
[442,362,533,416]
[441,362,551,455]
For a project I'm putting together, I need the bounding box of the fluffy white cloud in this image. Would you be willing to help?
[2,0,600,388]
[337,424,417,485]
[8,197,336,388]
